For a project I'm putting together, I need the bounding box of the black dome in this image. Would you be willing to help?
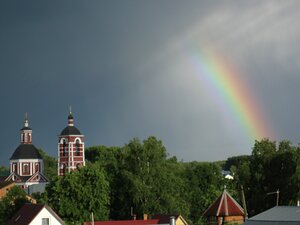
[60,126,81,135]
[10,144,42,160]
[20,127,32,131]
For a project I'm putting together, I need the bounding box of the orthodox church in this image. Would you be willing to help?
[4,110,85,190]
[5,114,48,188]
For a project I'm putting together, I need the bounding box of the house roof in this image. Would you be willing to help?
[0,180,14,189]
[152,214,188,225]
[85,219,160,225]
[243,206,300,225]
[6,203,65,225]
[203,189,244,217]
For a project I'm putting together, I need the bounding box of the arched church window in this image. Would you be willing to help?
[62,164,67,174]
[23,164,29,174]
[63,140,67,156]
[76,139,80,156]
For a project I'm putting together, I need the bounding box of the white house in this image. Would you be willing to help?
[6,203,64,225]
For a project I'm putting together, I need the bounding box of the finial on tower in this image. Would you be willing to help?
[24,112,29,127]
[68,106,74,126]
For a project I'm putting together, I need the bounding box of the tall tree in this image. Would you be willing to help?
[45,164,110,224]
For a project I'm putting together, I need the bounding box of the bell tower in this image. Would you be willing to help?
[58,109,85,176]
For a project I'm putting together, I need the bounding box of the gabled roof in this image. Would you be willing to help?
[152,214,188,225]
[203,189,244,217]
[6,203,65,225]
[85,219,160,225]
[243,206,300,225]
[5,171,48,184]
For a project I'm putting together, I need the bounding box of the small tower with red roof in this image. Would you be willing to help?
[58,109,85,176]
[203,189,245,225]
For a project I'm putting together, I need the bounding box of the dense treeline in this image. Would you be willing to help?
[2,137,300,225]
[43,136,227,225]
[227,139,300,217]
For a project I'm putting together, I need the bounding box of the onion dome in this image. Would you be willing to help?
[60,109,81,135]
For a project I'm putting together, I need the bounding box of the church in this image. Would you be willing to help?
[5,110,85,190]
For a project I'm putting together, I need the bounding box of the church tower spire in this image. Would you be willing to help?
[20,113,32,144]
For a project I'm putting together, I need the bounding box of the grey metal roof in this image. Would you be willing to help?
[243,206,300,225]
[10,144,42,160]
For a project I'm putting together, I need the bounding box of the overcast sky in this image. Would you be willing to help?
[1,1,300,166]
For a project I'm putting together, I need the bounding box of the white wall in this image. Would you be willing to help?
[29,207,64,225]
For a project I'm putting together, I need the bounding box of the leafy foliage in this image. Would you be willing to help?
[38,149,57,179]
[45,164,110,224]
[0,186,29,225]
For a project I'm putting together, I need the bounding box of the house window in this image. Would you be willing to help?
[42,218,49,225]
[76,139,80,156]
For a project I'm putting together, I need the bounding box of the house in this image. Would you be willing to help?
[203,189,245,225]
[152,214,188,225]
[6,203,65,225]
[0,180,15,198]
[85,214,188,225]
[243,206,300,225]
[84,219,160,225]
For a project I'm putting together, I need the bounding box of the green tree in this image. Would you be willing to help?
[0,186,29,225]
[117,137,190,219]
[46,164,110,224]
[0,166,9,176]
[184,162,223,224]
[38,149,57,180]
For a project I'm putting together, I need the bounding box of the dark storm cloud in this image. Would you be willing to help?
[1,1,300,165]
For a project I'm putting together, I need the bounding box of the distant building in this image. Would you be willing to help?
[6,203,65,225]
[243,206,300,225]
[203,189,245,225]
[5,114,48,189]
[58,110,85,176]
[152,214,188,225]
[84,214,188,225]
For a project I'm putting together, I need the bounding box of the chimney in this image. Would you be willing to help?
[143,214,148,220]
[169,216,175,225]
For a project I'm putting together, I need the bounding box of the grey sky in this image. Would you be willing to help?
[1,1,300,166]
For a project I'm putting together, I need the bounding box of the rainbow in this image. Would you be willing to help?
[187,45,273,141]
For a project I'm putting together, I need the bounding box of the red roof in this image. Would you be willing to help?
[203,190,244,217]
[85,219,160,225]
[152,215,180,224]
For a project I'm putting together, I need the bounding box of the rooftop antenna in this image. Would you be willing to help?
[267,189,279,206]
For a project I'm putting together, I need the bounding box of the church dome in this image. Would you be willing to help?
[10,144,42,160]
[60,126,81,135]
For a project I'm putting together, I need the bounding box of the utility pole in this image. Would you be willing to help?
[267,189,279,206]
